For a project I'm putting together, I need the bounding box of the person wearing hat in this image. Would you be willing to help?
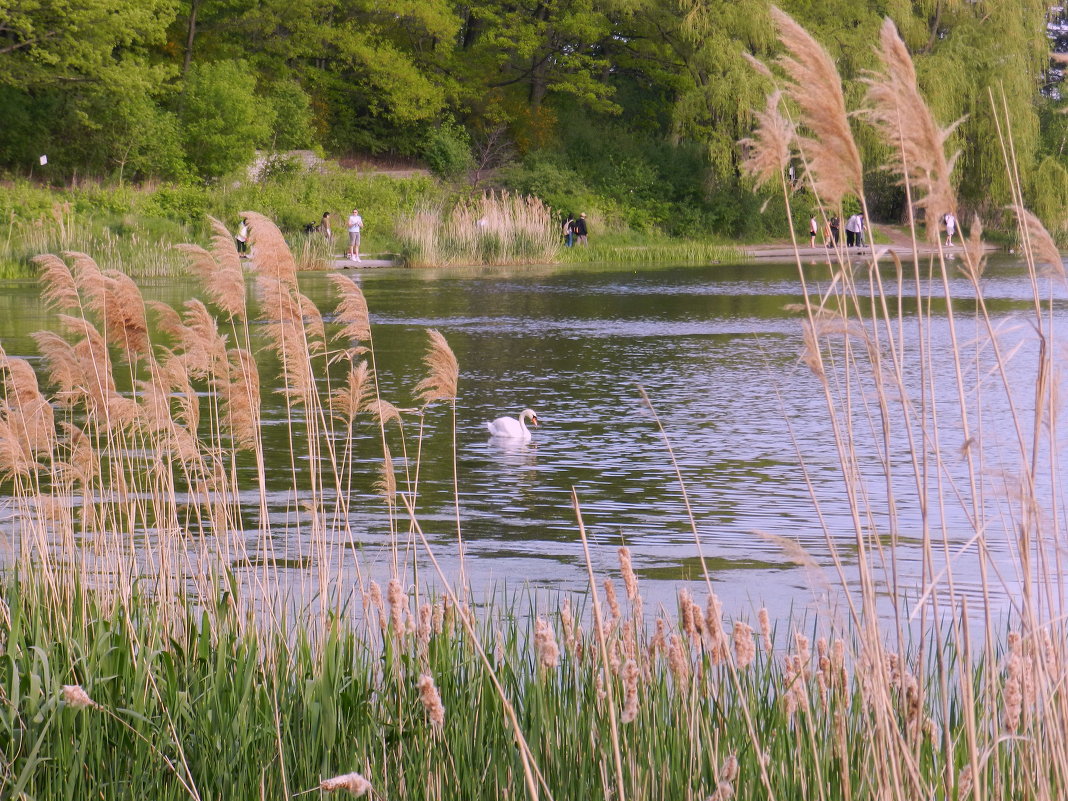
[346,207,364,262]
[573,212,588,246]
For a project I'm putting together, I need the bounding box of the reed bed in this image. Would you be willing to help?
[1,205,188,278]
[396,191,560,267]
[560,240,746,264]
[2,12,1068,801]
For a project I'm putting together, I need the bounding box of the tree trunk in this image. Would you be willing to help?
[183,0,201,77]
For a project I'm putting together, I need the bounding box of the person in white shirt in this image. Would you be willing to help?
[346,208,364,262]
[944,212,957,246]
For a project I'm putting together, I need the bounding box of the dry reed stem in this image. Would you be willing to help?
[769,6,863,207]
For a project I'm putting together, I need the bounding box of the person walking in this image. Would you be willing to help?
[236,218,249,257]
[346,208,364,262]
[829,215,840,245]
[944,212,957,246]
[855,213,865,246]
[573,212,588,246]
[809,216,818,248]
[317,212,333,243]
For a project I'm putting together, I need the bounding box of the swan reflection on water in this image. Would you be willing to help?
[486,434,538,470]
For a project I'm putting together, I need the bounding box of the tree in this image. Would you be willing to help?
[180,60,271,178]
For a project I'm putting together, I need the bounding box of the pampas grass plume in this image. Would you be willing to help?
[415,328,459,405]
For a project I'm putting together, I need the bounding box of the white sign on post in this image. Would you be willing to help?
[39,155,48,166]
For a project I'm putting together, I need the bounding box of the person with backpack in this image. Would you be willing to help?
[573,213,588,246]
[562,213,575,247]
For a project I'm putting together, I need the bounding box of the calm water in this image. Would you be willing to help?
[1,257,1065,621]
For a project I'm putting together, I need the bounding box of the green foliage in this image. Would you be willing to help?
[266,80,317,151]
[422,122,474,179]
[180,60,272,179]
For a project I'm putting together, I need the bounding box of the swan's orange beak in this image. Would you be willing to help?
[532,416,539,427]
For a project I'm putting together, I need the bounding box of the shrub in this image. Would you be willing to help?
[422,122,474,179]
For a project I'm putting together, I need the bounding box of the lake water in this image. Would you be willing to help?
[1,256,1064,624]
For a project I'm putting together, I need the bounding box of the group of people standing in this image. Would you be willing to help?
[808,213,864,248]
[562,213,588,247]
[238,208,366,263]
[310,209,365,261]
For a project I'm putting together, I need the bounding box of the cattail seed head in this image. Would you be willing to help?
[618,546,639,602]
[320,772,372,796]
[620,658,640,723]
[604,579,621,626]
[417,672,445,730]
[62,684,97,710]
[387,578,408,637]
[758,608,772,653]
[534,616,560,669]
[733,622,756,669]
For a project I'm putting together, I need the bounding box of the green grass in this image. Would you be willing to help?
[0,571,1027,801]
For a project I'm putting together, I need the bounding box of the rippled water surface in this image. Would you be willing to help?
[2,257,1065,620]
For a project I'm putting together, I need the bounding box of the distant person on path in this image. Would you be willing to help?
[573,212,588,246]
[563,213,575,247]
[346,208,364,262]
[855,214,865,246]
[809,216,818,247]
[944,212,957,246]
[236,218,249,257]
[317,212,332,243]
[829,215,840,245]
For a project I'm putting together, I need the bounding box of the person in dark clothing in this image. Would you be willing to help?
[573,212,588,246]
[829,215,840,245]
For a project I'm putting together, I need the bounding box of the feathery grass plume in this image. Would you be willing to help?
[174,216,247,319]
[258,278,315,407]
[62,684,98,710]
[740,90,794,189]
[32,254,80,313]
[297,291,327,354]
[1003,633,1024,733]
[649,617,666,658]
[432,601,445,634]
[375,446,397,503]
[769,6,863,207]
[415,329,459,406]
[620,658,640,723]
[0,355,55,455]
[704,594,728,664]
[1015,207,1065,279]
[320,772,372,796]
[417,672,446,730]
[0,417,34,479]
[733,622,756,669]
[176,299,228,379]
[366,398,402,428]
[957,766,974,800]
[222,348,260,451]
[242,211,296,286]
[331,360,372,423]
[58,422,98,485]
[329,274,371,346]
[534,616,560,669]
[864,18,959,236]
[961,216,988,280]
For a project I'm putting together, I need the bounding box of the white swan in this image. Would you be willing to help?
[486,408,539,440]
